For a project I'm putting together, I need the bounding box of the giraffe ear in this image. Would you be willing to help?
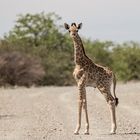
[64,23,70,30]
[77,23,82,29]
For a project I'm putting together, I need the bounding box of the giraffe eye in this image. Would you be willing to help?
[68,30,71,33]
[76,30,78,32]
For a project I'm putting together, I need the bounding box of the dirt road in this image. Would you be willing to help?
[0,82,140,140]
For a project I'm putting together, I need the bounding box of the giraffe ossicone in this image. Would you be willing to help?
[64,22,119,135]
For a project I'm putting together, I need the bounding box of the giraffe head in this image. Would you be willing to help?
[64,23,82,38]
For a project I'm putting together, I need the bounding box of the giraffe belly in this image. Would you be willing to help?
[86,81,97,88]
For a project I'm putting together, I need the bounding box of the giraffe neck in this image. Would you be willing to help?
[72,35,88,65]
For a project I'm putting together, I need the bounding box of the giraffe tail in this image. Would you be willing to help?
[112,73,119,106]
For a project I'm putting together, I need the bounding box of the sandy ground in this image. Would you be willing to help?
[0,82,140,140]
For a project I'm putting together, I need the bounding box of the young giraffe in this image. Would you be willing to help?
[64,22,119,135]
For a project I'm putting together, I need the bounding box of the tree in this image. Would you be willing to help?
[4,12,63,49]
[4,12,74,85]
[2,12,140,85]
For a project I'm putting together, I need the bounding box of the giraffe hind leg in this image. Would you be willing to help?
[106,94,117,134]
[98,87,117,134]
[108,99,117,134]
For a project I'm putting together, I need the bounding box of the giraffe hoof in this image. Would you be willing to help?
[74,131,79,135]
[84,132,89,135]
[110,131,116,135]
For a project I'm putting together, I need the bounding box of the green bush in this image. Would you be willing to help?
[112,42,140,81]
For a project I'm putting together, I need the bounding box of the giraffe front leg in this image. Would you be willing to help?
[74,74,87,135]
[74,93,83,135]
[82,91,89,135]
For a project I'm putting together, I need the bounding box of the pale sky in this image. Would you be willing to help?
[0,0,140,42]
